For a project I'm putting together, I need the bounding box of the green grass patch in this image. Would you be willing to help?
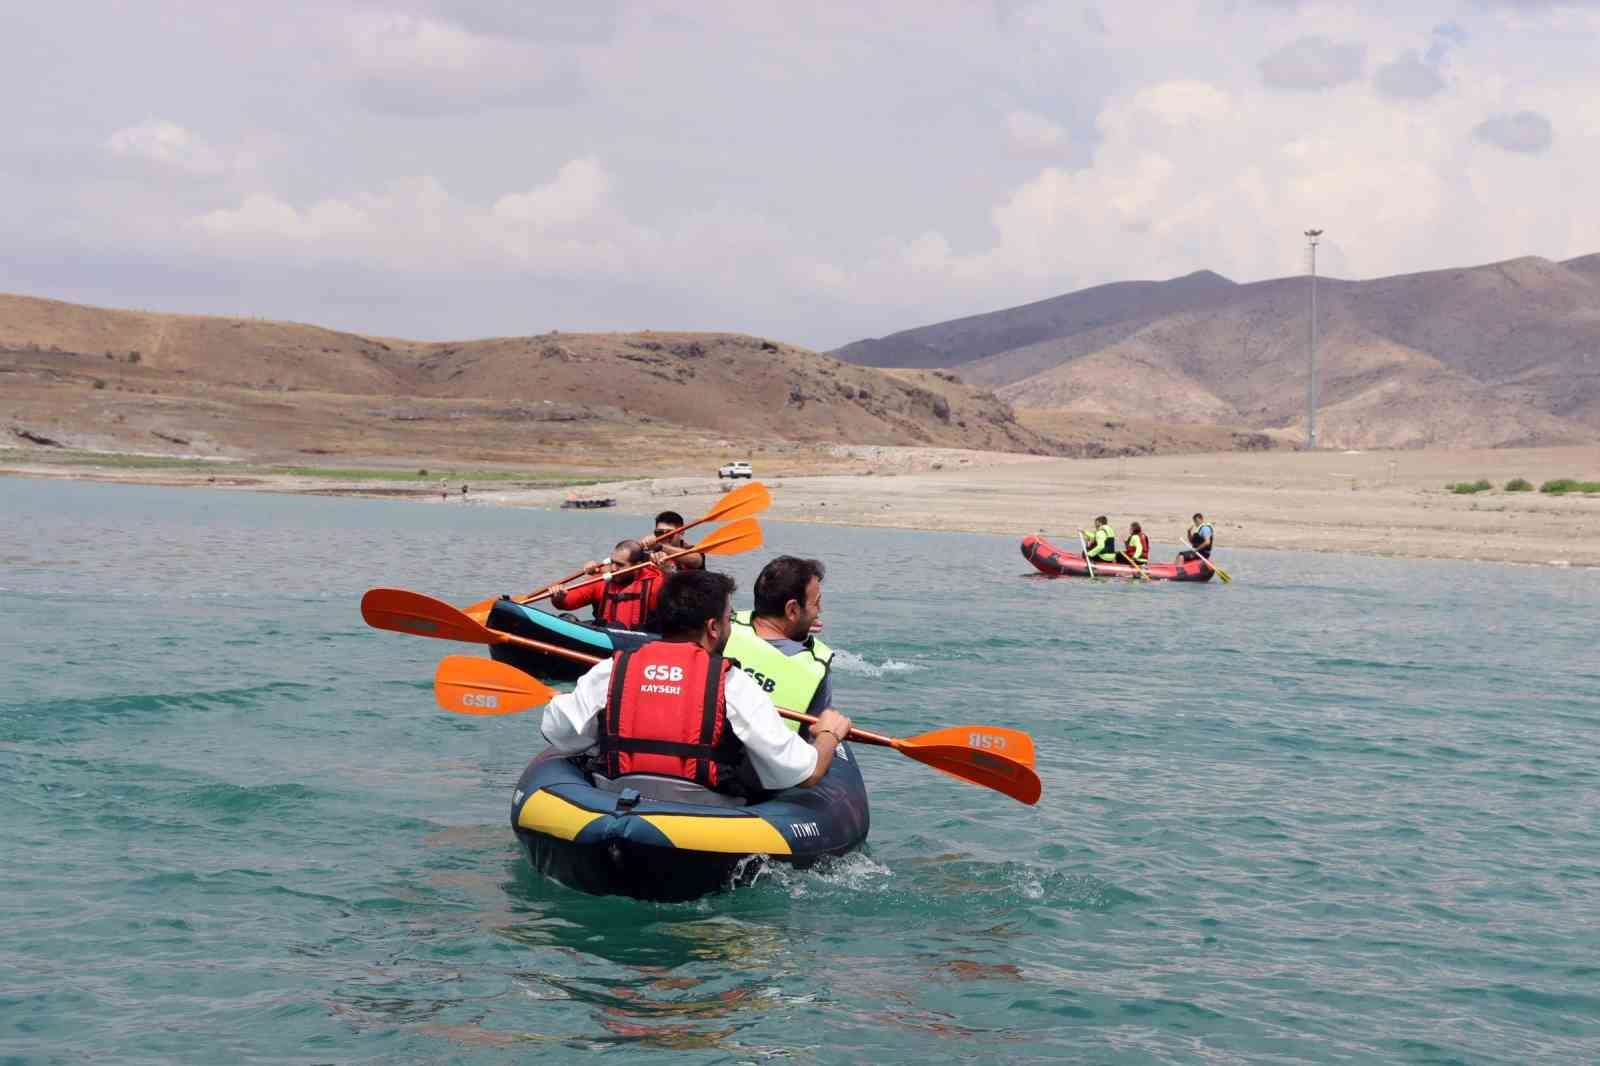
[0,448,607,486]
[1540,478,1600,495]
[1446,478,1493,494]
[1503,477,1533,492]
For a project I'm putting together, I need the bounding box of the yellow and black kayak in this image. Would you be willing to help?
[511,745,870,901]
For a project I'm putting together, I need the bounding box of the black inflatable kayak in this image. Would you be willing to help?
[486,598,655,681]
[511,745,871,901]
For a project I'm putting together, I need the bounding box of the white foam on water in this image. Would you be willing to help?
[830,649,921,678]
[748,851,895,899]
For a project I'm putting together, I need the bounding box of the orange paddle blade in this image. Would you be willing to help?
[895,743,1041,806]
[893,725,1040,805]
[361,588,496,644]
[461,597,497,621]
[462,489,771,616]
[700,481,771,525]
[694,517,763,556]
[434,655,554,715]
[904,725,1037,768]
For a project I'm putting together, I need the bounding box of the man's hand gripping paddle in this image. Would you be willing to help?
[429,654,1042,807]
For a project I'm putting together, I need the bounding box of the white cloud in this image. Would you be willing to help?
[105,120,227,177]
[193,162,651,275]
[333,10,575,114]
[794,46,1600,327]
[11,1,1600,348]
[1004,109,1069,156]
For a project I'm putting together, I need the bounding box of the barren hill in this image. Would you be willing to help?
[833,255,1600,450]
[832,270,1237,371]
[0,293,1052,466]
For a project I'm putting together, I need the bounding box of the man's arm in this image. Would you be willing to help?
[550,576,603,612]
[723,671,851,790]
[539,658,613,754]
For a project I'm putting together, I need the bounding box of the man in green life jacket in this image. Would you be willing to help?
[723,556,834,734]
[1081,516,1118,564]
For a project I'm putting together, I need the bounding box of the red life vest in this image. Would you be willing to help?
[599,641,745,790]
[599,566,663,630]
[1126,532,1149,563]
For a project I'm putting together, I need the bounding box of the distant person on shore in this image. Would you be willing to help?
[551,539,666,630]
[1180,513,1214,561]
[1122,522,1149,566]
[643,510,704,572]
[1081,516,1118,564]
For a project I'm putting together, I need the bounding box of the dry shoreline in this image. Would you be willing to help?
[5,444,1599,568]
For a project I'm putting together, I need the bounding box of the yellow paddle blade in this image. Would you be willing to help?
[434,655,554,715]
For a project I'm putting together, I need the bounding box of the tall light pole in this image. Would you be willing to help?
[1304,228,1323,451]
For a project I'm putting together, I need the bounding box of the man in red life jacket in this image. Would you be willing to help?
[550,539,665,631]
[643,510,704,572]
[539,570,854,798]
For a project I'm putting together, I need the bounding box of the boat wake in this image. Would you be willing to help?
[734,851,895,898]
[831,649,920,678]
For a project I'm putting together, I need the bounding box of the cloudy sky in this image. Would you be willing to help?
[3,1,1597,349]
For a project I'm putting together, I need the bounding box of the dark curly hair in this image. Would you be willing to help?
[656,569,737,638]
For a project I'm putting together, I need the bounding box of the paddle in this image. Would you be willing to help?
[645,480,771,548]
[435,654,556,715]
[432,655,1042,806]
[463,482,773,617]
[1177,532,1232,583]
[538,517,762,602]
[1116,550,1150,581]
[1078,531,1097,579]
[463,515,765,620]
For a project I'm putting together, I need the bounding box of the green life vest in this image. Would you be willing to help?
[1089,525,1117,561]
[724,609,833,733]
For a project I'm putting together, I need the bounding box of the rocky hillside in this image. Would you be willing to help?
[833,255,1600,450]
[0,293,1053,461]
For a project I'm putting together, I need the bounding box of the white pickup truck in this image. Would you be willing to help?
[717,460,753,479]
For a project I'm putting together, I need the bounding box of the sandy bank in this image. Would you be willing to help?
[5,444,1598,568]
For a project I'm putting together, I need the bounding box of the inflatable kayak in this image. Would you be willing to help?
[1021,534,1214,582]
[486,598,655,681]
[511,745,870,901]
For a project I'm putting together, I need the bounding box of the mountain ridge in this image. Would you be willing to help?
[833,254,1600,449]
[0,292,1055,463]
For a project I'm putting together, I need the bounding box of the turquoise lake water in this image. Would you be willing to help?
[3,476,1598,1064]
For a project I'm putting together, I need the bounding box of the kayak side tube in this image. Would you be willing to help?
[510,744,870,901]
[486,599,656,681]
[1021,534,1213,582]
